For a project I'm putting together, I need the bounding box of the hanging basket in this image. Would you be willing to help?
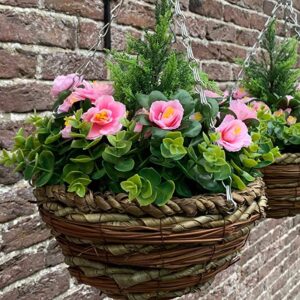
[34,179,266,300]
[263,153,300,218]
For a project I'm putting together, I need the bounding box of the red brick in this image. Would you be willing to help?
[206,21,237,43]
[111,26,141,51]
[0,82,52,113]
[117,1,155,29]
[3,269,70,300]
[202,62,231,81]
[44,0,103,20]
[0,10,76,49]
[0,121,33,150]
[189,0,223,19]
[63,286,103,300]
[0,48,36,79]
[0,252,46,288]
[40,52,107,81]
[0,184,36,223]
[0,0,38,7]
[224,5,251,28]
[78,20,104,51]
[186,16,206,39]
[1,215,51,253]
[236,29,259,47]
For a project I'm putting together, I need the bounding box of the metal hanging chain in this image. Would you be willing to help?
[233,1,284,92]
[169,0,237,210]
[76,0,125,75]
[284,0,300,38]
[169,0,209,107]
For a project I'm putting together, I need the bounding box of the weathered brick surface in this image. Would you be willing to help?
[0,83,52,112]
[0,0,299,299]
[0,48,36,79]
[0,9,76,49]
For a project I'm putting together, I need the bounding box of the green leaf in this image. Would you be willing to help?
[181,120,202,138]
[114,159,135,172]
[45,133,61,145]
[35,171,53,187]
[91,168,106,180]
[121,174,142,201]
[155,180,175,206]
[136,93,150,108]
[232,174,247,190]
[71,139,89,149]
[70,155,93,163]
[139,168,161,186]
[39,151,55,171]
[172,89,195,115]
[149,91,168,104]
[83,137,102,150]
[68,182,86,197]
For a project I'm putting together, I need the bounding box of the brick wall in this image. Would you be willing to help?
[0,0,299,299]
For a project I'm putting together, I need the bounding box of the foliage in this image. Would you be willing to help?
[107,0,218,111]
[0,0,280,206]
[243,19,300,114]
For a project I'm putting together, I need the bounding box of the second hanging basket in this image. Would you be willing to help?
[34,179,266,300]
[263,153,300,218]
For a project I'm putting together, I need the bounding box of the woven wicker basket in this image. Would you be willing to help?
[263,153,300,218]
[34,179,266,300]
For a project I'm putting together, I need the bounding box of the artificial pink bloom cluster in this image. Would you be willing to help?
[82,96,126,140]
[149,100,184,130]
[58,81,114,113]
[229,100,257,121]
[250,101,270,113]
[216,115,252,152]
[51,74,82,97]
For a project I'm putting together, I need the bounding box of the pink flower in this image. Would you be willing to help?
[204,90,221,98]
[74,82,114,104]
[149,100,184,130]
[232,87,248,100]
[216,115,252,152]
[57,82,114,113]
[51,74,85,97]
[82,96,126,140]
[57,93,84,113]
[287,115,297,125]
[229,100,257,121]
[250,101,270,112]
[134,122,144,133]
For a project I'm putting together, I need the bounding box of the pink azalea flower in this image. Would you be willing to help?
[232,87,248,100]
[51,74,85,97]
[250,101,271,112]
[229,100,257,121]
[82,96,126,140]
[149,100,184,130]
[216,115,252,152]
[74,82,114,104]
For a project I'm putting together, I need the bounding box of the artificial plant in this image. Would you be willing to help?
[0,0,279,205]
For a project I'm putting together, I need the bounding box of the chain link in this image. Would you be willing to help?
[169,0,209,107]
[76,0,125,75]
[233,1,284,90]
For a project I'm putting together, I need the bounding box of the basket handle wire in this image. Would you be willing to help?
[232,0,300,96]
[76,0,125,75]
[169,0,239,211]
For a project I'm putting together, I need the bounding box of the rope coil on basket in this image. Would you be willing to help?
[35,179,266,299]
